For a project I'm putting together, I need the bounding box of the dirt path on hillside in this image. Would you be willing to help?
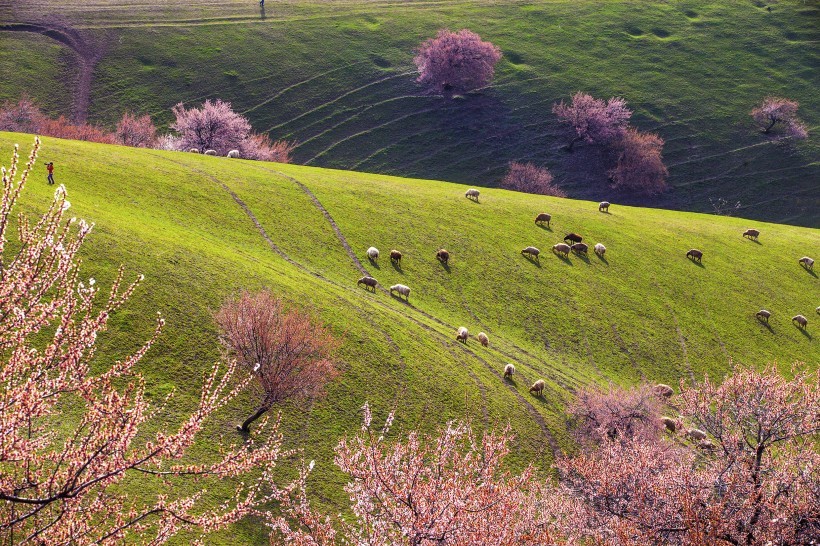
[0,20,103,123]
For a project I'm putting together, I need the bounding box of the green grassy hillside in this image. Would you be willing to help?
[1,0,817,226]
[2,132,817,542]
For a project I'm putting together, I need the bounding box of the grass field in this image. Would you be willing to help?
[1,0,817,226]
[2,132,817,542]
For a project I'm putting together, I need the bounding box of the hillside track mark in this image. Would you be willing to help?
[610,324,646,381]
[0,21,102,122]
[446,345,489,429]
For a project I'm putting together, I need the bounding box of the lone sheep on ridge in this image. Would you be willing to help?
[204,149,217,156]
[535,213,551,227]
[599,201,610,212]
[226,150,240,158]
[743,229,760,240]
[465,188,480,201]
[799,257,814,270]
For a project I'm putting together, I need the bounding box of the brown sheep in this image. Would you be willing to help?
[743,228,760,240]
[564,233,583,244]
[756,309,771,323]
[686,249,703,262]
[529,379,545,396]
[535,213,551,227]
[521,246,540,260]
[599,201,610,212]
[477,332,489,347]
[654,384,674,398]
[792,315,808,329]
[661,416,677,433]
[571,242,588,255]
[456,326,469,343]
[699,441,717,451]
[436,249,450,264]
[390,250,402,265]
[799,256,814,270]
[503,364,515,379]
[356,276,378,291]
[552,243,571,257]
[687,429,707,441]
[465,188,480,201]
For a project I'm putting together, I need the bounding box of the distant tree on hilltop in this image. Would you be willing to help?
[115,111,157,147]
[608,127,668,195]
[501,161,567,197]
[171,99,252,154]
[751,97,808,139]
[414,29,502,95]
[553,92,632,152]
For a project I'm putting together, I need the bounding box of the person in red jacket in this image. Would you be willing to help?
[46,162,54,185]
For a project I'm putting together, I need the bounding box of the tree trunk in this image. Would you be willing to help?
[762,117,777,134]
[566,135,583,152]
[238,404,271,432]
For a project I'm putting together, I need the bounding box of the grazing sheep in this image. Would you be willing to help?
[599,201,610,212]
[188,148,200,154]
[686,249,703,262]
[699,441,716,451]
[571,242,588,255]
[792,314,808,329]
[366,247,380,261]
[552,243,571,257]
[390,250,402,265]
[503,364,515,379]
[661,417,677,433]
[521,246,540,260]
[654,384,674,398]
[436,249,450,264]
[687,429,707,441]
[756,309,771,323]
[456,326,469,343]
[477,332,489,347]
[564,233,583,244]
[465,188,480,201]
[226,149,240,158]
[535,213,551,227]
[204,149,217,156]
[816,306,820,315]
[799,256,814,270]
[390,284,411,301]
[529,379,545,396]
[356,276,378,291]
[743,228,760,240]
[594,243,606,257]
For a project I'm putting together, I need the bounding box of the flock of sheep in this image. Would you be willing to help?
[189,148,240,158]
[354,188,817,398]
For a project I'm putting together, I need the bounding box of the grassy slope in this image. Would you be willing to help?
[2,132,817,542]
[1,0,818,226]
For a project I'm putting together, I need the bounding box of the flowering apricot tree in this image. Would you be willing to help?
[608,127,668,195]
[501,162,567,197]
[115,111,157,147]
[414,29,502,95]
[750,97,808,139]
[0,140,290,544]
[553,92,632,151]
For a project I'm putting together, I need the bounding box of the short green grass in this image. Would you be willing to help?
[1,132,818,543]
[1,0,817,226]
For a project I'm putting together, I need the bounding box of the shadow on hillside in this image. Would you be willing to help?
[757,319,774,334]
[574,251,591,264]
[368,258,381,270]
[595,253,609,265]
[390,260,403,274]
[796,327,812,340]
[438,260,451,273]
[522,255,542,268]
[688,258,705,268]
[536,224,553,232]
[553,253,573,265]
[746,238,762,245]
[801,266,817,278]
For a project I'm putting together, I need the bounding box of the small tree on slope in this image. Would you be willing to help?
[750,97,808,139]
[414,29,502,95]
[552,92,632,152]
[0,140,291,544]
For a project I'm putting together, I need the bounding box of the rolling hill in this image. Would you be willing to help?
[1,0,818,226]
[2,132,817,542]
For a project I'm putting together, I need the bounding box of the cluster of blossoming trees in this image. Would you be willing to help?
[2,140,818,544]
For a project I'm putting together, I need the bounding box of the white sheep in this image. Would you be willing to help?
[599,201,610,212]
[188,148,200,154]
[366,247,380,261]
[521,246,540,260]
[226,149,240,158]
[594,243,606,257]
[477,332,489,347]
[465,188,480,201]
[389,284,410,301]
[204,149,217,156]
[529,379,545,396]
[799,256,814,270]
[503,364,515,379]
[456,326,469,343]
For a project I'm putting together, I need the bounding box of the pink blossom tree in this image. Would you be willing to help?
[171,99,252,154]
[557,365,820,546]
[608,128,668,195]
[414,29,502,95]
[0,140,293,544]
[0,96,45,133]
[239,133,296,163]
[552,92,632,151]
[501,161,567,197]
[115,111,157,147]
[750,97,808,139]
[271,404,576,545]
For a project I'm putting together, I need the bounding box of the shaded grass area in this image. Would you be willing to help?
[1,0,818,226]
[1,132,817,543]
